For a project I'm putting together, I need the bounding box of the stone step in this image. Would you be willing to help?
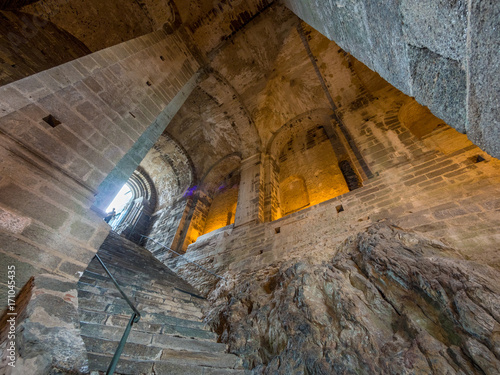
[78,293,204,321]
[78,309,216,340]
[81,323,226,353]
[87,353,247,375]
[79,302,209,331]
[78,285,204,317]
[79,232,236,374]
[83,337,242,368]
[77,278,202,306]
[80,268,198,299]
[81,264,204,296]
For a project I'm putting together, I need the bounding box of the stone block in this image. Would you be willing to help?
[55,85,85,108]
[58,261,87,280]
[66,157,93,182]
[70,220,96,242]
[47,67,72,87]
[0,85,32,113]
[404,175,427,187]
[0,232,62,273]
[76,100,101,121]
[467,0,500,158]
[426,164,460,179]
[400,0,467,61]
[0,252,37,298]
[82,76,103,94]
[0,206,31,234]
[408,45,466,132]
[58,63,85,84]
[0,182,69,230]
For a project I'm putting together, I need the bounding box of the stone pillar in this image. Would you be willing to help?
[176,190,212,252]
[263,154,281,222]
[234,153,264,227]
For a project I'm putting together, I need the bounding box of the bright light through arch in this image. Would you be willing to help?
[106,184,133,214]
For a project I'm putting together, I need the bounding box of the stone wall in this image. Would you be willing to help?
[0,28,199,285]
[0,28,199,373]
[1,29,198,200]
[146,196,191,259]
[167,94,500,294]
[283,0,500,159]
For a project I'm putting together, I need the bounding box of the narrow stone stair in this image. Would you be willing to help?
[77,232,244,374]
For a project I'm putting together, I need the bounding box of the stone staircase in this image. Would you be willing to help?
[77,232,245,374]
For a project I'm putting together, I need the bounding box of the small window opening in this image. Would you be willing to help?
[339,160,361,191]
[275,227,280,234]
[473,155,485,163]
[336,205,344,213]
[43,114,61,128]
[160,56,165,61]
[146,81,152,86]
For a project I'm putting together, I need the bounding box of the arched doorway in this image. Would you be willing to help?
[109,167,157,244]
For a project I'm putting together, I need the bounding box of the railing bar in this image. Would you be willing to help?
[106,313,137,375]
[140,235,226,281]
[94,254,141,319]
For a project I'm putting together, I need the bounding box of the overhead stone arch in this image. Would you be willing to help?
[199,70,261,158]
[199,152,242,194]
[140,132,196,210]
[127,166,157,206]
[266,108,333,158]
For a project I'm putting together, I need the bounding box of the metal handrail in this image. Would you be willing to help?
[94,254,141,320]
[94,254,141,375]
[139,235,227,281]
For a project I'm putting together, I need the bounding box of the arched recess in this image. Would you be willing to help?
[176,153,242,251]
[280,175,309,215]
[111,167,157,244]
[265,108,362,219]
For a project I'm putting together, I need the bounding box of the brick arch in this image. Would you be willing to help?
[199,152,242,194]
[266,108,333,158]
[264,108,363,220]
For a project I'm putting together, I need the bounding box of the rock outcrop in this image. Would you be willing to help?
[205,223,500,374]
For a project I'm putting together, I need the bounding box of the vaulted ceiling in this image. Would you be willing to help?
[2,0,390,203]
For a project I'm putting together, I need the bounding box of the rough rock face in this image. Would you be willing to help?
[205,223,500,374]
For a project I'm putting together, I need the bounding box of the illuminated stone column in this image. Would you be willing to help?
[263,154,281,222]
[234,153,265,227]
